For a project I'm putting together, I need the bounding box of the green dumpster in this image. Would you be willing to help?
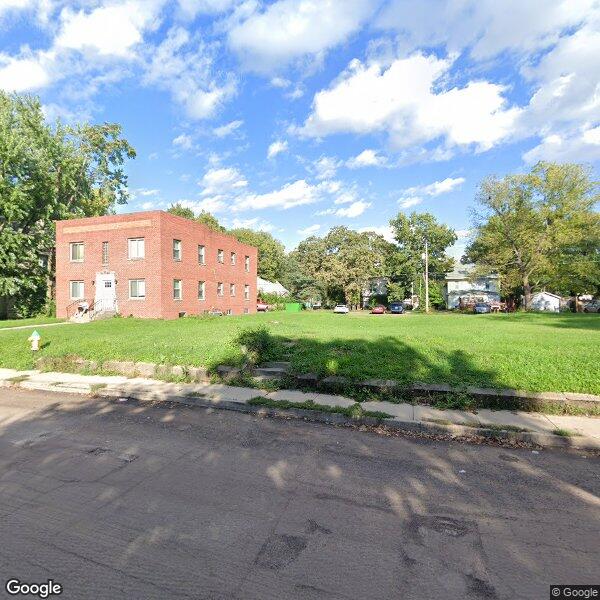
[285,302,302,312]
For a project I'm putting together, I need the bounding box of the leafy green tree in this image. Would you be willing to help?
[465,162,600,306]
[0,92,135,316]
[167,203,225,232]
[387,212,457,301]
[229,228,286,281]
[294,227,392,305]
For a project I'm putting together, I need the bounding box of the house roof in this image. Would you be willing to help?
[257,277,289,295]
[445,263,499,281]
[532,291,562,299]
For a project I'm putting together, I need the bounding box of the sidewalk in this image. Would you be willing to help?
[1,367,599,449]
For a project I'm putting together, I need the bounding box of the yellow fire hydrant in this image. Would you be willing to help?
[28,330,41,351]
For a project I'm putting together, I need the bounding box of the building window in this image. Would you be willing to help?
[70,280,84,299]
[173,279,182,300]
[128,238,145,260]
[198,245,205,265]
[70,242,84,262]
[217,282,224,296]
[226,309,232,315]
[243,308,249,314]
[102,242,109,265]
[217,249,224,263]
[244,255,250,272]
[129,279,146,299]
[230,252,236,266]
[230,283,236,297]
[244,284,250,300]
[198,281,205,301]
[173,239,182,261]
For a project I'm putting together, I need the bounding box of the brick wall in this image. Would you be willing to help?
[55,211,258,319]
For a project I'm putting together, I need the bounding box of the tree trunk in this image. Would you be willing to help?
[523,275,532,309]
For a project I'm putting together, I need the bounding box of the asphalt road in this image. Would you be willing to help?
[0,388,598,600]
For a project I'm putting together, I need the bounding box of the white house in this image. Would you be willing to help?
[444,264,500,309]
[257,277,289,296]
[530,291,561,312]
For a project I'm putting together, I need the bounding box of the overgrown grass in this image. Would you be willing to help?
[0,311,598,394]
[0,316,63,329]
[247,396,392,420]
[553,428,580,437]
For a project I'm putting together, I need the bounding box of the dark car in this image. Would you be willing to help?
[474,302,491,314]
[389,302,404,314]
[370,305,386,314]
[583,300,600,313]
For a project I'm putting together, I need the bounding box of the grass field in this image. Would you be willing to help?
[0,311,598,394]
[0,317,64,329]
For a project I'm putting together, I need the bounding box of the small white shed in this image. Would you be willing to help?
[530,291,561,312]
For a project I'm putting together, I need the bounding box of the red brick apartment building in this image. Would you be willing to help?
[55,211,258,319]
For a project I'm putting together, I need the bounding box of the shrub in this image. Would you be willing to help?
[236,326,275,364]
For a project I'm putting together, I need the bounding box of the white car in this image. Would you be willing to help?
[333,304,350,314]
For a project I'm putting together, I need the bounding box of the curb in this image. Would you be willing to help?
[95,387,600,451]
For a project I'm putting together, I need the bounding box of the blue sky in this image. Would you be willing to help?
[1,0,599,256]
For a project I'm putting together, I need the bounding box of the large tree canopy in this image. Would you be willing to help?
[464,162,600,305]
[167,203,225,232]
[294,227,392,305]
[229,228,286,282]
[0,92,136,315]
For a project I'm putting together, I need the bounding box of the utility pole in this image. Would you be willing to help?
[424,238,430,314]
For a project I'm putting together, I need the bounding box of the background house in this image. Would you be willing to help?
[530,291,561,312]
[257,277,289,296]
[444,264,500,309]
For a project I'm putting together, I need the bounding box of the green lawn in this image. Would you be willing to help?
[0,311,598,394]
[0,316,64,329]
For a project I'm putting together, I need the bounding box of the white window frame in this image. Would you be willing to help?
[128,238,145,260]
[70,242,84,262]
[129,279,146,300]
[198,281,205,301]
[198,244,205,265]
[101,241,109,265]
[230,283,236,297]
[217,249,224,264]
[173,239,182,261]
[70,280,84,299]
[173,279,182,300]
[217,282,224,297]
[244,284,250,300]
[230,252,236,266]
[244,255,250,272]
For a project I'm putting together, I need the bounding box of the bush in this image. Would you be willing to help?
[236,326,275,364]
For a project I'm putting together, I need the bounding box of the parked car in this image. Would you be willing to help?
[583,300,600,313]
[312,302,322,310]
[333,304,350,314]
[370,305,386,314]
[389,301,404,314]
[473,302,491,314]
[257,301,269,312]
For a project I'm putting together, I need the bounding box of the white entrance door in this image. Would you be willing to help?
[95,272,116,313]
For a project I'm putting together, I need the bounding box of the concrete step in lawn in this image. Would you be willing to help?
[1,368,599,449]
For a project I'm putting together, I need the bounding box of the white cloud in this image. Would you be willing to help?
[0,51,52,92]
[404,176,465,197]
[523,126,600,163]
[375,0,594,60]
[228,0,374,72]
[229,217,275,232]
[138,188,160,196]
[148,152,159,160]
[178,0,237,18]
[267,139,288,159]
[313,156,340,180]
[298,224,321,235]
[144,26,236,119]
[270,76,291,88]
[199,167,248,196]
[173,133,193,149]
[235,179,321,211]
[358,225,395,242]
[300,53,522,155]
[398,197,422,209]
[212,119,243,137]
[56,1,163,58]
[455,229,472,239]
[318,199,371,218]
[346,149,387,168]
